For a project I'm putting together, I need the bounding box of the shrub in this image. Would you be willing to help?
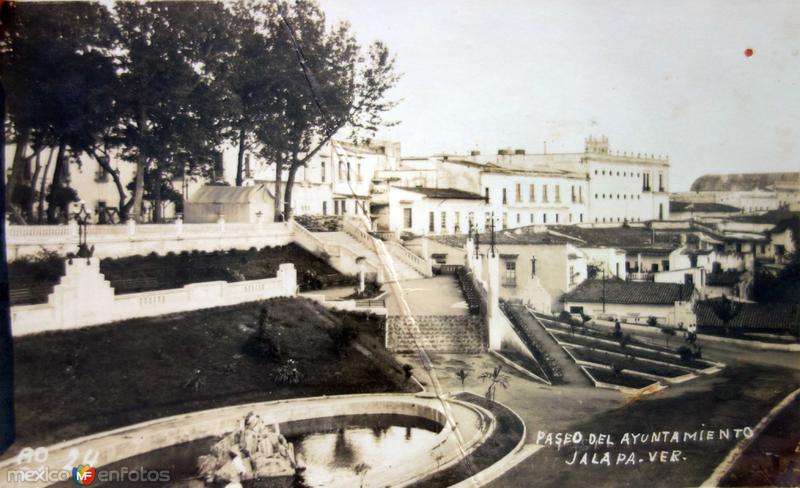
[402,364,414,381]
[677,346,694,362]
[329,323,360,357]
[273,359,303,385]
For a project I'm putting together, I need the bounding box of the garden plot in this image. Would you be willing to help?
[534,313,723,391]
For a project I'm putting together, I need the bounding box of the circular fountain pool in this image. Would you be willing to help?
[66,414,442,487]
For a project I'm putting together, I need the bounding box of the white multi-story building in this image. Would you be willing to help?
[245,139,400,219]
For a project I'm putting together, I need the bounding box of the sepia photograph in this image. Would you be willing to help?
[0,1,798,486]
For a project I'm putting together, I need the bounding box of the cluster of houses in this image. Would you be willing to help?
[6,135,800,339]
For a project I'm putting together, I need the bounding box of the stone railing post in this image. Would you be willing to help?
[278,262,297,295]
[175,214,183,236]
[126,218,136,237]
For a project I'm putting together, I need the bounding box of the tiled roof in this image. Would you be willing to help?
[706,271,743,287]
[695,300,800,332]
[690,172,800,192]
[770,216,800,236]
[562,279,695,305]
[394,186,486,200]
[670,201,741,213]
[549,225,681,250]
[731,209,800,225]
[429,227,574,248]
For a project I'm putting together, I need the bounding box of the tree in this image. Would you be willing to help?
[709,294,743,336]
[111,2,231,222]
[456,369,469,388]
[217,1,281,187]
[478,365,510,404]
[1,2,118,222]
[256,0,399,220]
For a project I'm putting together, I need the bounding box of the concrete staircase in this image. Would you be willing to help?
[386,315,486,353]
[311,231,424,281]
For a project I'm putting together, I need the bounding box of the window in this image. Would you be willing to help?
[321,161,326,182]
[322,201,328,215]
[454,211,461,233]
[515,183,522,202]
[662,260,670,271]
[555,185,561,203]
[334,201,339,215]
[441,211,447,233]
[580,213,583,222]
[555,213,560,223]
[543,185,549,202]
[516,213,521,224]
[347,162,351,180]
[571,186,576,203]
[529,184,536,202]
[569,265,576,285]
[502,188,508,205]
[357,163,362,182]
[502,212,508,229]
[404,208,413,228]
[651,263,659,272]
[341,200,347,213]
[578,187,583,203]
[503,260,517,286]
[531,257,537,276]
[569,213,573,222]
[543,213,548,224]
[485,188,490,203]
[338,162,345,180]
[429,212,435,232]
[530,213,535,223]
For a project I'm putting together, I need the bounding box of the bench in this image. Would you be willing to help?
[10,285,55,305]
[112,276,160,293]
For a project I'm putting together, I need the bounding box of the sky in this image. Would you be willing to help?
[317,0,800,191]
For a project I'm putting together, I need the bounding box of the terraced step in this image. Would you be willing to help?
[386,315,486,353]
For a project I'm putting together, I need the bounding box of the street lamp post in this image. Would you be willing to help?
[74,203,94,258]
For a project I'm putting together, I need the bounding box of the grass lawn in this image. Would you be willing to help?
[583,366,658,390]
[10,297,417,451]
[8,244,356,304]
[567,346,692,378]
[720,395,800,486]
[487,364,800,488]
[551,330,712,370]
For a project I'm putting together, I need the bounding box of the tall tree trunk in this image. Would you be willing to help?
[6,127,30,208]
[37,147,54,223]
[23,150,42,220]
[131,106,147,223]
[90,149,129,222]
[273,160,283,222]
[46,141,67,224]
[153,169,163,223]
[235,127,246,187]
[283,158,300,220]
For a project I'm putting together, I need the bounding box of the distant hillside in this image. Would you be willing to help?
[690,172,800,192]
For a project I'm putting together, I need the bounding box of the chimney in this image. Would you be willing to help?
[470,150,481,156]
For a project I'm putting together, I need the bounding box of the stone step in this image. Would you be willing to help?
[386,315,486,353]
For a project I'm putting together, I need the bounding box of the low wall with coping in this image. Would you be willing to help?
[10,258,297,336]
[6,221,294,260]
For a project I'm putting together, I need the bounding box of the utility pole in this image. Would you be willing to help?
[489,212,496,258]
[602,268,606,313]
